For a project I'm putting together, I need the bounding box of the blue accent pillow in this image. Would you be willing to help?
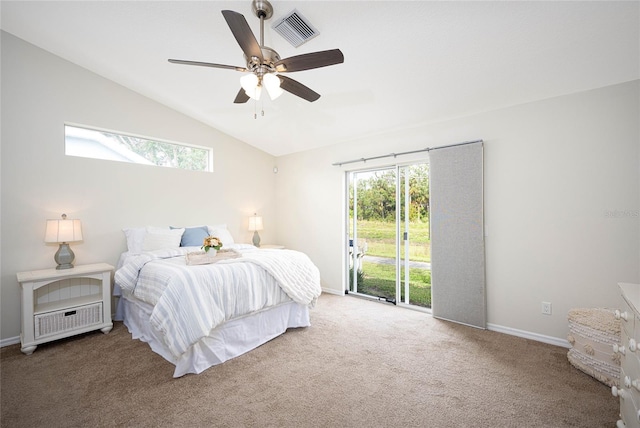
[171,226,209,247]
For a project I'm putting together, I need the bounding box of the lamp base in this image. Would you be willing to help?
[252,231,261,247]
[56,263,74,270]
[54,243,75,270]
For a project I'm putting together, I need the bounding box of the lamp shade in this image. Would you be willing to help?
[45,215,83,243]
[263,73,283,100]
[248,215,263,232]
[240,73,262,101]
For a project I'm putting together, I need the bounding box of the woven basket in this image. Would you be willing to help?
[567,308,620,387]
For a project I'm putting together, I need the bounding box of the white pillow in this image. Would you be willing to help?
[123,227,147,254]
[207,223,227,232]
[207,224,235,247]
[142,227,184,251]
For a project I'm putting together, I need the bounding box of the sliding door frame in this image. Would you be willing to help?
[345,165,397,299]
[344,160,431,313]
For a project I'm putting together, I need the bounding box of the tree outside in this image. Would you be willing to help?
[109,133,210,171]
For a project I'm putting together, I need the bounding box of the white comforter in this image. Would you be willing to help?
[114,247,321,359]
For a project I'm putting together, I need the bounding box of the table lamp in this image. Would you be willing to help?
[248,213,263,247]
[44,214,83,269]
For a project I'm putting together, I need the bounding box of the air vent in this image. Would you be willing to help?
[272,9,319,48]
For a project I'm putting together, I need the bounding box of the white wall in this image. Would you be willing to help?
[0,32,277,341]
[2,29,638,346]
[276,80,640,341]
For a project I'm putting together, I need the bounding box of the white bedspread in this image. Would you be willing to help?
[230,249,321,307]
[114,247,321,359]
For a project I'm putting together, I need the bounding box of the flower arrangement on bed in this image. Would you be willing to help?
[201,235,222,253]
[113,224,321,377]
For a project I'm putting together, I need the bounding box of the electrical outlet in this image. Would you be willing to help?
[542,302,552,315]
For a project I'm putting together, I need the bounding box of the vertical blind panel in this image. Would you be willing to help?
[430,142,485,328]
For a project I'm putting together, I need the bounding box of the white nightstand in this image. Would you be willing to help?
[17,263,114,355]
[260,244,285,249]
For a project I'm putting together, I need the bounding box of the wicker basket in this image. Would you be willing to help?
[35,303,103,338]
[567,308,620,387]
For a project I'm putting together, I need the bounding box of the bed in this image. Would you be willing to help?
[113,225,321,377]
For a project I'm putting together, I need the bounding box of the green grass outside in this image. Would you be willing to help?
[349,219,432,307]
[351,261,432,308]
[351,220,431,262]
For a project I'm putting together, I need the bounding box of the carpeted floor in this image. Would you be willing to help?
[1,293,618,427]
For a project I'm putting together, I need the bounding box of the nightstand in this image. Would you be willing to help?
[260,244,285,249]
[17,263,114,355]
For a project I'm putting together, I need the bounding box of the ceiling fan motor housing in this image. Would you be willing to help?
[245,46,280,76]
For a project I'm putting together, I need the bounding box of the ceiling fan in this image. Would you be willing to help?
[168,0,344,104]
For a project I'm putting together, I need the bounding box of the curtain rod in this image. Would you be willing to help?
[332,139,483,167]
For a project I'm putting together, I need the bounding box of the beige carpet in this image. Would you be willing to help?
[1,294,617,427]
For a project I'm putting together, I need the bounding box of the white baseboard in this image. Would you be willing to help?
[1,336,20,348]
[318,291,570,348]
[321,288,344,296]
[487,323,570,349]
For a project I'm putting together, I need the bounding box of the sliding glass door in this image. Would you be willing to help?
[348,167,398,304]
[347,163,431,309]
[398,165,431,307]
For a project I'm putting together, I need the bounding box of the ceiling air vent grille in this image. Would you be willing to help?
[272,9,319,48]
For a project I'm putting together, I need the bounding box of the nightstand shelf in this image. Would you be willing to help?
[17,263,114,355]
[34,294,104,315]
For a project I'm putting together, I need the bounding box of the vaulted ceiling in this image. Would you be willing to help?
[1,1,638,156]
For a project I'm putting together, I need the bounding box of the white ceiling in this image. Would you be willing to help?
[1,1,638,156]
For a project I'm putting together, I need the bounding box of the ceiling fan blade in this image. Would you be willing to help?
[168,59,247,72]
[233,88,250,104]
[221,10,263,62]
[275,49,344,73]
[278,75,320,102]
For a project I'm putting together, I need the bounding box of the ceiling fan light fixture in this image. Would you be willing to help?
[246,85,262,101]
[263,73,283,100]
[240,73,262,100]
[240,73,259,92]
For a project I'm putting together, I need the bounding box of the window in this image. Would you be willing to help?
[64,124,213,172]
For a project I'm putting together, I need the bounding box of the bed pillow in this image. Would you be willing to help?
[171,225,209,247]
[207,224,236,247]
[123,227,147,254]
[142,226,184,251]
